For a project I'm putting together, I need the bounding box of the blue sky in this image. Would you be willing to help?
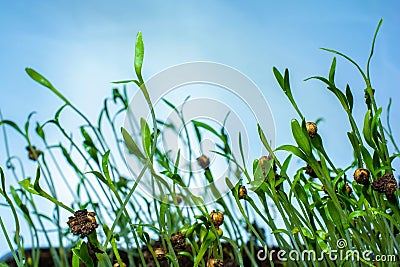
[1,0,400,256]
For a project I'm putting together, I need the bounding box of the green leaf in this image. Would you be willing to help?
[345,84,354,113]
[366,19,383,81]
[54,104,68,122]
[283,68,292,97]
[72,252,80,267]
[311,134,327,157]
[162,98,179,113]
[294,183,308,206]
[347,132,361,163]
[111,79,138,84]
[194,230,216,267]
[360,145,373,171]
[305,76,350,111]
[275,144,308,162]
[81,127,99,164]
[280,154,292,174]
[272,67,284,90]
[121,127,145,159]
[25,68,70,104]
[320,48,367,83]
[140,118,151,157]
[73,242,94,267]
[349,210,366,222]
[87,171,108,185]
[371,107,382,145]
[18,178,39,195]
[159,195,169,230]
[326,199,343,232]
[10,187,35,227]
[0,120,24,136]
[35,122,45,140]
[192,120,221,138]
[134,32,144,82]
[328,57,336,84]
[291,119,311,155]
[363,110,375,148]
[101,151,112,185]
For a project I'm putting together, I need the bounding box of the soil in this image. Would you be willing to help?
[1,242,283,266]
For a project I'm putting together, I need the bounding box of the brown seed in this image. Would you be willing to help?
[210,210,224,229]
[305,163,318,178]
[113,262,127,267]
[171,232,186,250]
[154,248,167,260]
[353,168,370,185]
[372,174,397,195]
[238,185,247,199]
[67,209,99,238]
[306,122,318,138]
[26,146,42,161]
[207,258,223,267]
[345,183,353,195]
[197,155,210,169]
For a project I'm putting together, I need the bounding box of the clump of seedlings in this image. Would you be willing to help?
[0,19,399,267]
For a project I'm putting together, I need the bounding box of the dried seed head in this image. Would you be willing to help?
[197,155,210,169]
[67,209,99,238]
[372,174,397,195]
[26,146,42,161]
[113,262,127,267]
[207,258,224,267]
[306,122,318,138]
[210,210,224,229]
[353,168,370,185]
[238,185,247,199]
[345,183,353,195]
[154,248,167,260]
[171,232,186,250]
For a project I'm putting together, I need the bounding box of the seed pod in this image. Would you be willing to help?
[210,210,224,229]
[67,209,99,238]
[207,258,223,267]
[171,232,186,250]
[372,174,397,195]
[154,248,167,260]
[197,155,210,169]
[26,146,42,161]
[353,168,370,185]
[238,185,247,199]
[345,183,353,195]
[306,122,318,138]
[305,163,318,178]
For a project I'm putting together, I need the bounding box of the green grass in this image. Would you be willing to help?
[1,19,399,267]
